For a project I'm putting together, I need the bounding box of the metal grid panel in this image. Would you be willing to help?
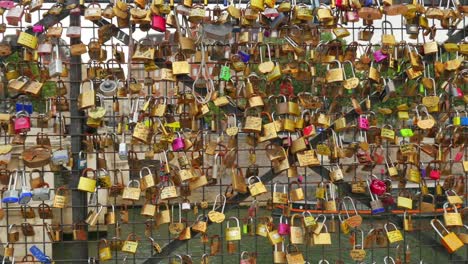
[0,1,466,263]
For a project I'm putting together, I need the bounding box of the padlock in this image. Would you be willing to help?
[49,45,63,77]
[32,183,50,201]
[329,164,344,182]
[367,179,385,214]
[122,233,139,254]
[427,161,441,180]
[14,111,31,134]
[302,211,316,229]
[289,181,304,202]
[358,114,369,130]
[342,197,363,228]
[7,224,19,243]
[118,132,128,160]
[2,170,19,203]
[77,151,87,169]
[247,176,267,197]
[461,110,468,126]
[225,217,242,241]
[443,202,463,227]
[278,215,290,236]
[431,219,464,253]
[78,168,97,193]
[15,95,33,114]
[99,239,112,261]
[381,21,396,46]
[52,186,68,208]
[446,189,463,205]
[326,60,344,83]
[384,222,403,244]
[139,167,155,191]
[272,182,288,205]
[181,198,191,211]
[290,214,304,244]
[172,132,186,151]
[403,211,414,232]
[122,180,142,201]
[419,194,435,212]
[324,183,337,211]
[397,190,413,210]
[313,223,332,245]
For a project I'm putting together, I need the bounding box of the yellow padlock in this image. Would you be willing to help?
[384,223,403,244]
[77,168,97,193]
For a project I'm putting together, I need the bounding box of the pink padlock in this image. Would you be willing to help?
[373,49,388,63]
[151,15,166,33]
[0,0,14,9]
[172,132,185,151]
[14,111,31,134]
[429,163,441,180]
[454,150,464,162]
[33,24,45,33]
[278,215,290,236]
[346,10,359,22]
[358,115,369,130]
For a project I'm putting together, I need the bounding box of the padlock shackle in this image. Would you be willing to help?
[384,256,396,264]
[431,219,450,238]
[342,196,358,216]
[226,216,240,228]
[384,222,398,232]
[127,179,140,188]
[139,166,152,178]
[443,201,458,213]
[212,194,226,212]
[353,228,365,250]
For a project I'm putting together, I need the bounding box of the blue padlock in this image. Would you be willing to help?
[78,151,87,170]
[461,111,468,126]
[237,50,250,63]
[364,0,374,7]
[2,170,19,204]
[30,245,52,263]
[232,24,241,33]
[15,95,33,114]
[18,170,32,205]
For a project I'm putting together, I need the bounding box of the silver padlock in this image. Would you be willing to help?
[99,78,118,96]
[367,179,385,214]
[181,199,191,211]
[32,183,51,201]
[51,149,69,165]
[78,151,87,169]
[405,23,419,35]
[380,77,396,102]
[48,45,63,77]
[130,97,140,125]
[118,132,128,160]
[2,170,19,203]
[19,170,32,205]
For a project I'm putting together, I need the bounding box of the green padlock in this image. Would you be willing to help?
[220,62,231,81]
[400,128,414,138]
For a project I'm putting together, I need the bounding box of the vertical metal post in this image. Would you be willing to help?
[67,7,88,263]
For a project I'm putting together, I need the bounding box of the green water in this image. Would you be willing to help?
[54,208,467,263]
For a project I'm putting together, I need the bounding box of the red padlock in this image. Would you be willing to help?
[151,15,166,32]
[14,111,31,134]
[369,175,386,196]
[428,162,441,180]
